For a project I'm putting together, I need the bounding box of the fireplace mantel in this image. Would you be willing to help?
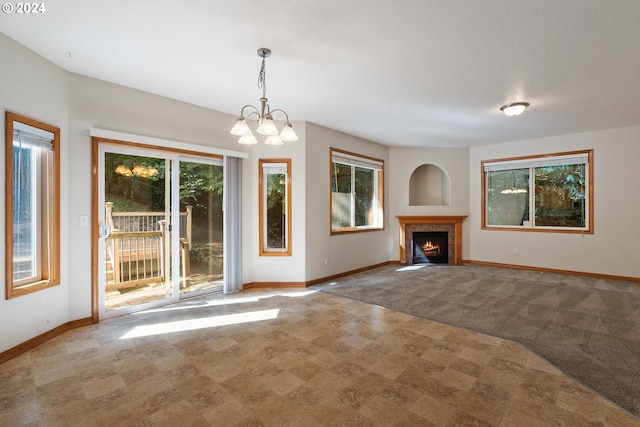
[396,215,467,265]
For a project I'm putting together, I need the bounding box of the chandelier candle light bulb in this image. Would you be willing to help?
[230,48,298,145]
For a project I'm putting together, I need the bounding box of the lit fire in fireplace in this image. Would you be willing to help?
[421,241,441,255]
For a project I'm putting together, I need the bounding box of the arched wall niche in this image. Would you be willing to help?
[409,163,451,206]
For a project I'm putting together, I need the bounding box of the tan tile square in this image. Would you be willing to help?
[127,372,173,397]
[516,368,561,404]
[307,394,358,427]
[286,384,325,409]
[394,411,438,427]
[432,367,477,392]
[307,348,341,369]
[410,393,457,425]
[379,381,421,409]
[458,347,493,367]
[38,399,96,427]
[306,369,351,396]
[478,366,520,393]
[288,360,323,381]
[506,388,556,425]
[456,389,508,426]
[486,357,525,376]
[82,373,126,399]
[500,405,550,427]
[250,394,302,426]
[89,388,145,421]
[148,399,209,427]
[34,376,85,408]
[204,360,244,383]
[285,414,326,427]
[33,363,76,387]
[202,399,252,426]
[262,370,304,395]
[370,358,406,380]
[219,373,276,410]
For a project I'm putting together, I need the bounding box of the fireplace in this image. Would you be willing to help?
[396,216,467,265]
[412,232,448,264]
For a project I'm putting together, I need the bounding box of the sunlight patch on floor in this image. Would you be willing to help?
[134,289,318,315]
[396,265,426,272]
[120,309,280,339]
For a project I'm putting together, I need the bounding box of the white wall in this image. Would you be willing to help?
[243,124,306,284]
[0,34,70,352]
[469,125,640,278]
[389,147,471,259]
[304,123,391,280]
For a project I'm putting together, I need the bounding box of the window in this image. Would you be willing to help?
[5,112,60,298]
[331,148,384,233]
[482,150,593,232]
[259,159,291,255]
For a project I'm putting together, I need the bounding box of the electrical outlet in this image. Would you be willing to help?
[513,248,519,255]
[324,257,329,265]
[275,263,281,271]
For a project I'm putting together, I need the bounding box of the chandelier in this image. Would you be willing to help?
[230,48,298,145]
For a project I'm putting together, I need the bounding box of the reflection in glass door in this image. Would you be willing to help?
[179,157,224,295]
[100,149,176,314]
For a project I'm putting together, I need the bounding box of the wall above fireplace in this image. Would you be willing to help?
[396,215,467,265]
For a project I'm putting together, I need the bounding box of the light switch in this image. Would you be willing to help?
[79,215,89,227]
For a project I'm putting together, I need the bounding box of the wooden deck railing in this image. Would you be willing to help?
[104,202,192,291]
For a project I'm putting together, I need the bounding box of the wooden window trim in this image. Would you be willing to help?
[5,112,61,299]
[329,147,385,235]
[481,149,594,233]
[258,158,292,256]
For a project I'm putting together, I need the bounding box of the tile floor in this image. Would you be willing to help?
[1,288,639,427]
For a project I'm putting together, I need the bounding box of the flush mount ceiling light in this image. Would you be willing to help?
[500,102,530,117]
[230,48,298,145]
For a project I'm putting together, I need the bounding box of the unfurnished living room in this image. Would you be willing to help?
[2,1,640,426]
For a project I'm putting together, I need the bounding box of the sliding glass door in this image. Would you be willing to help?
[98,145,224,317]
[178,157,224,296]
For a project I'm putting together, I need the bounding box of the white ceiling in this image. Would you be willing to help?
[1,0,640,148]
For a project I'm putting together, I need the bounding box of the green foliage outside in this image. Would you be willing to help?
[105,153,223,219]
[332,163,374,227]
[487,164,586,227]
[266,173,286,248]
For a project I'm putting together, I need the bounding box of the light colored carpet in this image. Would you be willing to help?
[312,263,640,416]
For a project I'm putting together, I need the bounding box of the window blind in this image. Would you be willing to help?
[483,153,589,172]
[332,152,383,170]
[13,127,54,150]
[262,163,288,175]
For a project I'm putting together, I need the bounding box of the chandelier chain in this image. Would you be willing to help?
[258,56,267,99]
